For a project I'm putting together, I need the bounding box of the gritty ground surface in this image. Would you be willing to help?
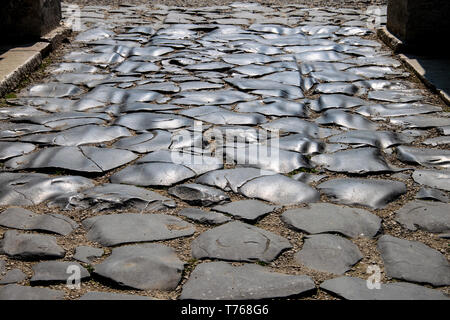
[0,2,448,301]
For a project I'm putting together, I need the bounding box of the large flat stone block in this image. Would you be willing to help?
[0,0,62,42]
[387,0,450,52]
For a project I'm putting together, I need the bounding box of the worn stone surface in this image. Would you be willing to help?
[0,284,64,300]
[394,201,450,233]
[30,261,90,284]
[212,200,277,222]
[180,262,315,300]
[0,269,27,285]
[94,244,184,290]
[178,208,231,225]
[73,246,104,264]
[378,235,450,286]
[168,183,229,206]
[83,213,195,246]
[191,221,291,263]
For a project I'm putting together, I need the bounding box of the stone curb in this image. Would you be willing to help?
[0,26,71,98]
[377,26,450,106]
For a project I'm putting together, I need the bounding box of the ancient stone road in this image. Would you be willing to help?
[0,2,448,300]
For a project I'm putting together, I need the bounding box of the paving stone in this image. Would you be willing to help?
[30,261,90,284]
[49,183,176,212]
[115,112,193,130]
[0,231,65,260]
[172,90,256,105]
[168,183,229,206]
[94,244,184,290]
[394,201,450,233]
[212,200,277,223]
[396,146,450,169]
[73,246,104,263]
[412,170,450,192]
[180,262,315,300]
[0,284,64,300]
[0,269,27,285]
[262,117,339,138]
[240,174,320,205]
[320,276,449,300]
[378,235,450,286]
[78,291,153,300]
[83,213,195,246]
[315,110,377,130]
[0,173,94,206]
[0,207,78,236]
[317,178,407,209]
[192,221,291,262]
[328,130,412,149]
[6,146,137,173]
[356,103,442,118]
[27,83,83,98]
[309,94,367,112]
[235,98,307,117]
[390,116,450,129]
[311,148,395,174]
[0,142,36,160]
[178,208,231,225]
[423,136,450,146]
[282,203,381,238]
[295,234,363,274]
[112,130,172,153]
[416,188,449,203]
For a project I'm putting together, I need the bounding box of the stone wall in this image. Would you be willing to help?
[0,0,61,43]
[387,0,450,52]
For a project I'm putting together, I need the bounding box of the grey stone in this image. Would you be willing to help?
[114,112,193,130]
[320,276,449,300]
[222,53,274,65]
[315,110,377,130]
[368,90,423,103]
[180,262,315,300]
[412,170,450,191]
[212,200,277,222]
[235,98,307,117]
[378,235,450,286]
[423,136,450,146]
[239,174,320,205]
[83,213,195,246]
[390,116,450,129]
[49,183,176,212]
[178,208,231,225]
[113,130,171,153]
[27,83,83,98]
[30,261,90,284]
[172,90,255,106]
[309,94,366,112]
[295,234,363,274]
[0,269,27,285]
[396,146,450,168]
[395,200,450,233]
[311,148,395,174]
[0,142,35,160]
[168,183,229,206]
[0,207,78,236]
[282,203,381,238]
[262,117,339,138]
[0,173,94,206]
[74,246,104,263]
[94,244,184,290]
[356,103,442,118]
[78,292,153,300]
[328,130,412,149]
[0,284,64,300]
[0,230,65,260]
[317,178,407,209]
[192,221,291,262]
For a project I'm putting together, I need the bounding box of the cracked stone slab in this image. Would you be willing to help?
[0,142,36,161]
[111,162,196,187]
[180,106,266,125]
[0,269,27,285]
[412,170,450,192]
[282,203,381,238]
[83,213,195,246]
[168,183,229,206]
[315,110,377,130]
[394,201,450,234]
[195,168,275,193]
[0,231,65,260]
[74,246,104,264]
[27,83,83,98]
[30,261,90,284]
[320,276,449,300]
[49,183,176,212]
[20,125,132,147]
[0,173,94,206]
[396,146,450,169]
[180,262,315,300]
[212,200,277,223]
[225,78,304,99]
[368,90,423,103]
[239,174,320,205]
[328,130,412,149]
[178,208,231,225]
[112,130,171,153]
[0,207,78,236]
[75,28,115,42]
[0,284,64,300]
[378,235,450,286]
[295,234,363,274]
[93,244,184,290]
[317,178,407,209]
[78,291,153,300]
[192,221,291,263]
[311,148,395,174]
[6,146,137,173]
